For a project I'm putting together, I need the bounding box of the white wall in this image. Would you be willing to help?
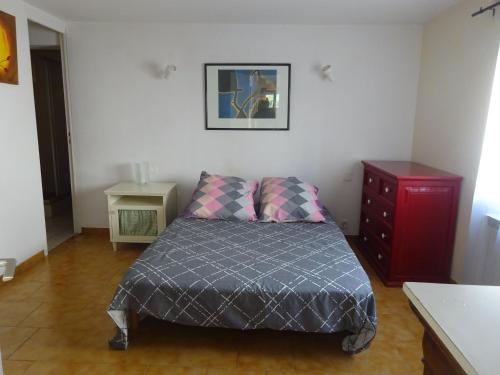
[24,2,65,34]
[0,0,47,263]
[66,22,422,232]
[412,0,500,282]
[28,20,59,47]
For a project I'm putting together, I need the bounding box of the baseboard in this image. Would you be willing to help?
[81,227,109,235]
[16,250,45,275]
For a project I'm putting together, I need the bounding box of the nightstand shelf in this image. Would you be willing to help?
[105,182,177,250]
[111,196,164,209]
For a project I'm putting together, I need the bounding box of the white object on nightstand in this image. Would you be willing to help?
[104,182,177,250]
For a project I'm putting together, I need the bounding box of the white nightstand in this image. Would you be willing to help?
[104,182,177,250]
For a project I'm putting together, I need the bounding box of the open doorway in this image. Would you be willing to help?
[28,21,74,250]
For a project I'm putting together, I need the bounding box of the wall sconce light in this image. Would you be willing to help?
[320,65,333,81]
[163,64,177,79]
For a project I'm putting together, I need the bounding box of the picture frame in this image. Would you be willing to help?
[204,63,291,130]
[0,10,18,85]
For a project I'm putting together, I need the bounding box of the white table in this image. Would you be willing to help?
[104,182,177,250]
[403,282,500,375]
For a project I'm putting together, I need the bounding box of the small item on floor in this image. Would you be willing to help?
[0,258,16,282]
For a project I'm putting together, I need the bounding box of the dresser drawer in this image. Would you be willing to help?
[364,169,380,192]
[377,200,394,226]
[359,224,377,252]
[359,226,390,275]
[360,213,393,251]
[359,227,371,247]
[379,177,397,202]
[372,249,389,274]
[362,188,378,209]
[360,209,375,227]
[375,225,393,248]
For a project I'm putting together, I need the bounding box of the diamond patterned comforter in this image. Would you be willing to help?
[108,216,377,354]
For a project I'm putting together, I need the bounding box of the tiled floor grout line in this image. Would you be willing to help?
[6,326,40,361]
[1,359,35,375]
[21,360,34,374]
[14,302,44,328]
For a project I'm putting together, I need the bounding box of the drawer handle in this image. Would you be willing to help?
[367,199,371,205]
[384,187,390,193]
[381,233,387,239]
[365,218,370,223]
[368,178,373,184]
[383,211,389,218]
[377,253,383,261]
[363,236,368,242]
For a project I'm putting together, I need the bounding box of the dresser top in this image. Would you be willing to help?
[363,161,462,180]
[404,282,500,375]
[105,182,176,196]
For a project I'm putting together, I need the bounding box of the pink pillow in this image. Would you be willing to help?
[259,177,326,223]
[185,172,258,221]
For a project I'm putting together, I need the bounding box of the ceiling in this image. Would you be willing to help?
[24,0,460,25]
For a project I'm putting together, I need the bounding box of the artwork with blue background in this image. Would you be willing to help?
[218,69,278,119]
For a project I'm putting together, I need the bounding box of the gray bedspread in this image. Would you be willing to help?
[108,216,377,354]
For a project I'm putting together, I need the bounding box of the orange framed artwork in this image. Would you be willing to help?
[0,10,18,85]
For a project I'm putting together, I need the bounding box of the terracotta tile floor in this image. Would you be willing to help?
[0,233,424,375]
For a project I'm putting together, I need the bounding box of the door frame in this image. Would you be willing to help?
[58,33,79,234]
[26,10,80,240]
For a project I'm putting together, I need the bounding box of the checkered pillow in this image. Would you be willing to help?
[258,177,326,223]
[184,172,258,221]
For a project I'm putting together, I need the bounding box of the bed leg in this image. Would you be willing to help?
[128,310,140,338]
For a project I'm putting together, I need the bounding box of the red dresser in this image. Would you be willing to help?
[359,161,462,286]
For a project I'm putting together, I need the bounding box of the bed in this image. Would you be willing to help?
[108,213,377,354]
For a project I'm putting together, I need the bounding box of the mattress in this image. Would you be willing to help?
[108,215,377,354]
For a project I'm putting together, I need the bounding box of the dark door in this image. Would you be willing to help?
[31,49,70,200]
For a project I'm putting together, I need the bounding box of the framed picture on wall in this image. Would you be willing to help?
[204,63,291,130]
[0,10,18,85]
